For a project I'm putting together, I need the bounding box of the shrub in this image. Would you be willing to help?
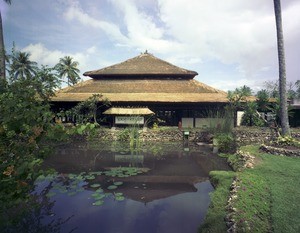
[274,136,300,148]
[46,124,69,142]
[214,133,236,153]
[117,128,131,141]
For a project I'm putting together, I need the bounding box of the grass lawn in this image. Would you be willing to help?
[200,145,300,233]
[199,170,235,233]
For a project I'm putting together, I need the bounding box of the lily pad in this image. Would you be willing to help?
[76,175,84,180]
[68,174,76,179]
[114,192,123,196]
[86,175,95,180]
[107,185,118,190]
[113,181,123,186]
[95,188,104,193]
[90,183,101,188]
[92,200,104,206]
[90,171,102,175]
[115,196,125,201]
[93,193,106,200]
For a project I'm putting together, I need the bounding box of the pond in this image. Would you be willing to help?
[25,141,230,233]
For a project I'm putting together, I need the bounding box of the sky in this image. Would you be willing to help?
[1,0,300,92]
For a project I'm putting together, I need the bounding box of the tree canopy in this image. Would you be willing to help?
[55,56,81,86]
[9,50,38,80]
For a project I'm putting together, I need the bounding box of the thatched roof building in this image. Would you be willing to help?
[51,52,229,127]
[52,52,227,103]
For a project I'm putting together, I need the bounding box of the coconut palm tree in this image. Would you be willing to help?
[55,56,80,86]
[273,0,290,136]
[10,51,38,80]
[0,0,11,81]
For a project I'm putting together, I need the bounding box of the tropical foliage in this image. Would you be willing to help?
[264,80,300,99]
[67,94,110,124]
[227,85,295,128]
[55,56,80,86]
[9,50,38,80]
[0,78,58,225]
[227,85,259,127]
[241,102,265,127]
[0,48,62,225]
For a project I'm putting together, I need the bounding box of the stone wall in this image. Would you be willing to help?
[233,127,300,146]
[140,130,184,141]
[260,144,300,157]
[96,128,197,142]
[96,127,300,144]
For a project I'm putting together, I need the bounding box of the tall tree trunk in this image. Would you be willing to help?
[273,0,290,136]
[0,10,6,81]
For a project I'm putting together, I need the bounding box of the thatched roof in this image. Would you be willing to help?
[51,78,229,103]
[83,52,198,79]
[103,107,154,115]
[51,52,231,103]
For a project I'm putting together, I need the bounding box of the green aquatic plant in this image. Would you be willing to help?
[92,200,104,206]
[114,192,125,201]
[90,183,101,188]
[35,169,132,207]
[113,181,123,186]
[104,167,146,178]
[107,185,118,190]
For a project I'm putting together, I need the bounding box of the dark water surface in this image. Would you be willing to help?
[31,141,230,233]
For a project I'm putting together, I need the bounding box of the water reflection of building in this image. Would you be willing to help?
[43,143,230,203]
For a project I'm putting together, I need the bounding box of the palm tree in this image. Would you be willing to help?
[55,56,80,86]
[256,89,269,112]
[10,51,38,80]
[273,0,290,136]
[0,0,11,81]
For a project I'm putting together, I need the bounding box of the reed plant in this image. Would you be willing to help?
[204,109,234,135]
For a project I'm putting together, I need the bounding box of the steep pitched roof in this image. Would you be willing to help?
[51,79,228,103]
[83,52,198,79]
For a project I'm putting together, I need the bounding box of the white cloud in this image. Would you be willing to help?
[157,0,278,73]
[22,43,65,67]
[113,0,183,53]
[62,0,183,54]
[63,1,129,45]
[87,46,97,54]
[22,43,89,77]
